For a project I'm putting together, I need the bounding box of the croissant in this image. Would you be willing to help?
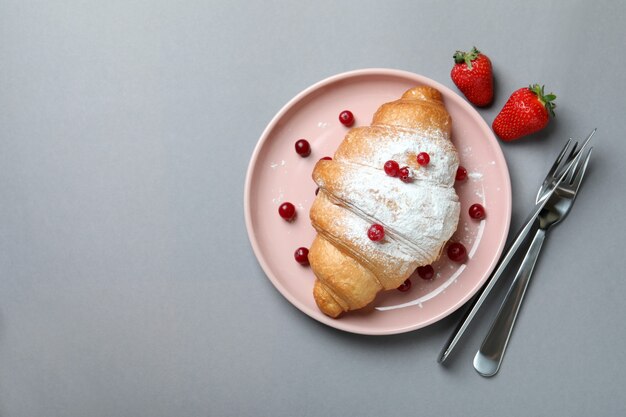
[308,86,461,317]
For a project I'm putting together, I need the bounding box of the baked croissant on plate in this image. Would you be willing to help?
[309,86,461,318]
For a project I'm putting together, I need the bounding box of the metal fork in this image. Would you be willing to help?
[438,131,596,364]
[473,145,594,377]
[536,132,592,202]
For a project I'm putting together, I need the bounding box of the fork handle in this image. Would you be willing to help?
[473,228,546,377]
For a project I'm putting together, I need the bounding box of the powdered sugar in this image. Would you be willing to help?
[270,160,286,169]
[336,126,459,187]
[315,126,460,266]
[271,188,284,205]
[334,210,417,274]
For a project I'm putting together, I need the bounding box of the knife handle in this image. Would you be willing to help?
[473,228,546,376]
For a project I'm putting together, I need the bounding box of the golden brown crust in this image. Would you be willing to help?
[371,86,451,135]
[308,86,457,317]
[313,280,344,318]
[309,236,382,317]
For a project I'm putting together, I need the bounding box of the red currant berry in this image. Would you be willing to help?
[367,224,385,241]
[384,160,400,177]
[339,110,355,126]
[417,265,435,280]
[416,152,430,166]
[295,139,311,157]
[447,242,467,263]
[278,202,296,221]
[399,166,412,183]
[397,279,412,292]
[320,156,332,161]
[294,247,309,265]
[469,203,486,220]
[456,166,468,181]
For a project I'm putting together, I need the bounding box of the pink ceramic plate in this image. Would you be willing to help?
[244,69,511,335]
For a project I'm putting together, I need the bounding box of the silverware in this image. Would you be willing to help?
[474,146,593,376]
[437,130,596,364]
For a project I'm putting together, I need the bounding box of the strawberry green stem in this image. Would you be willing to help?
[529,84,557,117]
[453,46,480,69]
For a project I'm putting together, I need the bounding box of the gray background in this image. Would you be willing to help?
[1,0,625,416]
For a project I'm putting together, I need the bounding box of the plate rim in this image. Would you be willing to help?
[243,68,512,335]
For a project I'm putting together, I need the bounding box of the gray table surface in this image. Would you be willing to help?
[2,1,625,416]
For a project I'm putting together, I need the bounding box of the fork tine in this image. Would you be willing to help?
[552,129,596,185]
[558,128,596,174]
[565,137,594,184]
[567,142,578,162]
[549,138,572,178]
[570,147,593,192]
[536,129,597,203]
[536,138,573,202]
[581,128,597,148]
[565,142,581,183]
[558,140,581,182]
[564,128,598,183]
[573,129,597,162]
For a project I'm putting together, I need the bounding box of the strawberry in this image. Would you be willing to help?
[450,47,494,107]
[492,84,556,141]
